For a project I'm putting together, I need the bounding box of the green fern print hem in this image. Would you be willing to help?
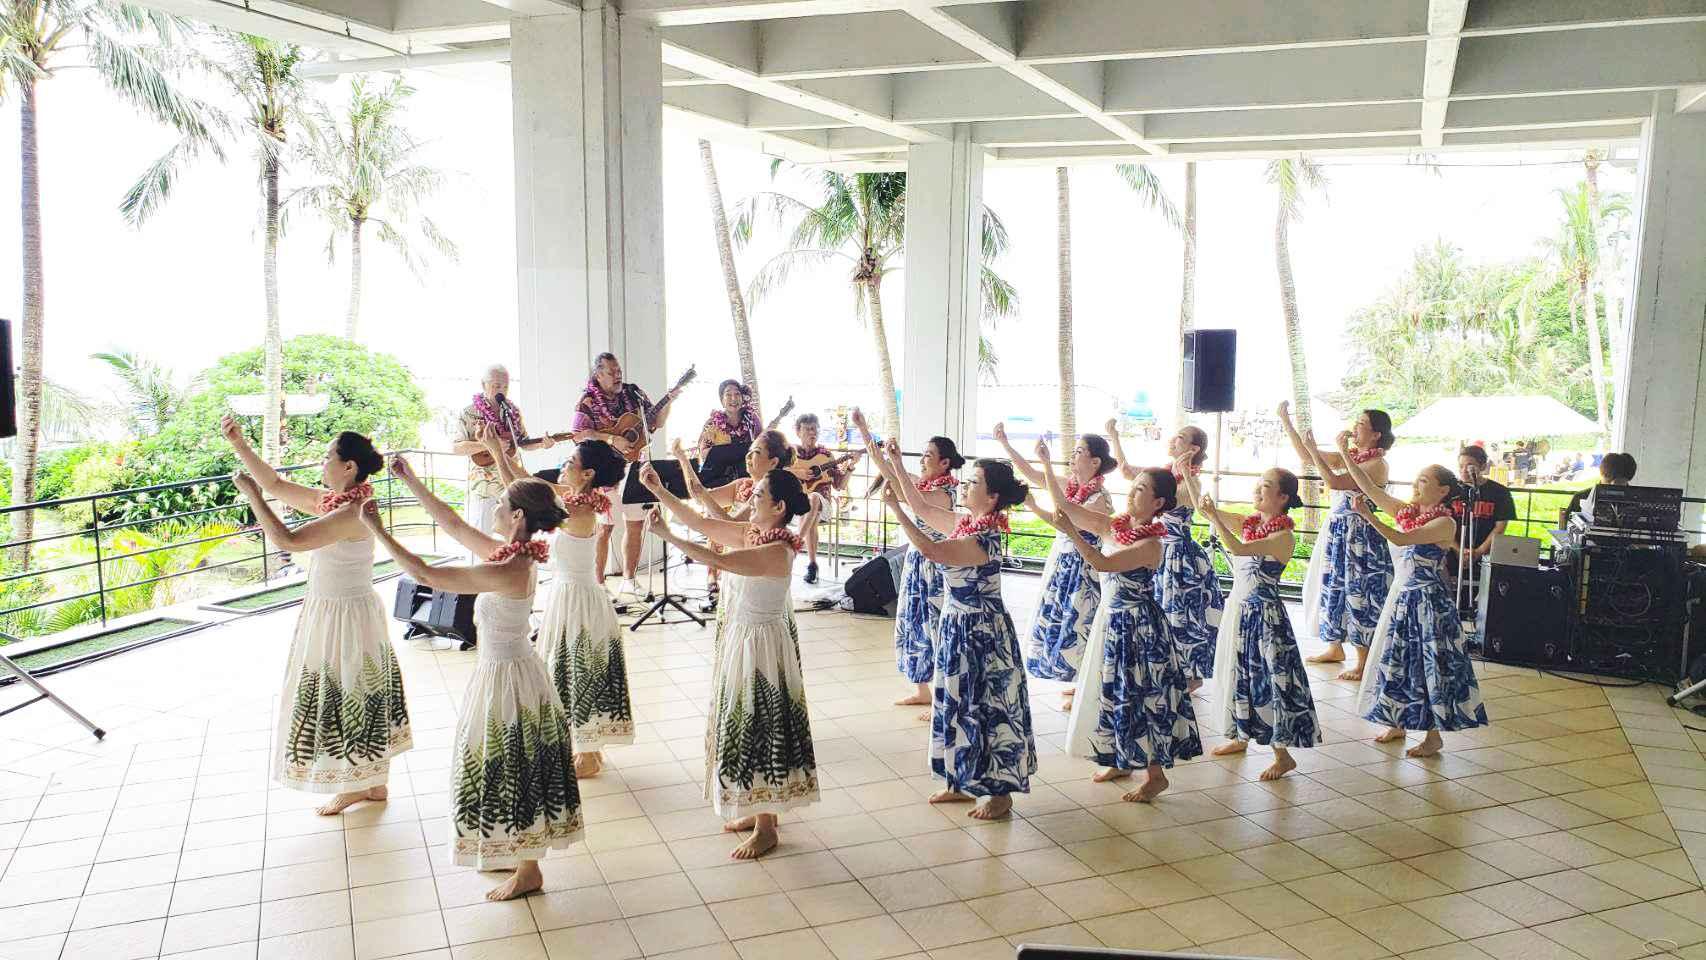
[282,647,411,782]
[711,667,816,794]
[452,699,581,863]
[553,628,635,747]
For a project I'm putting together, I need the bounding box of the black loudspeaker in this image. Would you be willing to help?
[1478,563,1570,668]
[0,318,15,439]
[1181,329,1235,413]
[844,546,904,614]
[393,576,478,649]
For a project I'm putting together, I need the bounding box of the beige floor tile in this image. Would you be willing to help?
[627,905,729,956]
[1342,904,1457,954]
[540,919,638,960]
[1472,879,1580,926]
[1078,909,1192,952]
[1516,831,1622,868]
[1127,825,1221,863]
[1102,864,1209,908]
[60,918,166,960]
[860,869,957,913]
[686,863,780,904]
[1286,871,1392,914]
[1169,852,1270,894]
[733,928,835,960]
[1467,928,1587,960]
[709,893,809,941]
[259,891,352,939]
[1353,821,1453,859]
[1533,914,1655,960]
[1221,882,1328,928]
[1152,894,1261,943]
[1294,831,1394,870]
[1057,836,1157,876]
[890,902,997,950]
[761,850,854,890]
[1582,857,1699,899]
[1271,916,1390,960]
[787,880,885,925]
[1402,849,1515,891]
[1035,876,1140,921]
[351,878,440,924]
[833,839,925,879]
[70,881,173,930]
[1461,837,1570,879]
[1572,820,1679,857]
[593,842,681,883]
[451,932,546,960]
[814,914,921,960]
[929,858,1026,899]
[526,885,621,932]
[609,872,702,916]
[261,858,348,902]
[1407,891,1523,939]
[1236,840,1338,882]
[1198,930,1306,959]
[259,924,355,960]
[160,903,260,955]
[1595,901,1706,947]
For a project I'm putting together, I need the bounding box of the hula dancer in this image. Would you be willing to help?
[1186,467,1321,781]
[674,431,796,613]
[222,416,411,816]
[1336,437,1488,758]
[365,462,581,900]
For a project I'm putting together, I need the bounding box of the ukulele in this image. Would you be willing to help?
[764,396,796,432]
[790,450,861,494]
[470,429,577,468]
[609,365,697,461]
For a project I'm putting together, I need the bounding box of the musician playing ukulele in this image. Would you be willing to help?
[792,413,861,585]
[453,364,555,540]
[570,352,678,598]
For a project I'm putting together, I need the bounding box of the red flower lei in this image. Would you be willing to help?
[1110,513,1166,546]
[579,378,627,428]
[1170,463,1201,480]
[470,394,515,439]
[710,406,761,440]
[1351,447,1384,465]
[318,483,372,514]
[952,512,1010,539]
[488,539,550,564]
[734,478,755,504]
[562,490,610,514]
[1241,513,1295,542]
[1065,474,1104,504]
[1396,503,1452,532]
[916,473,958,494]
[746,526,802,551]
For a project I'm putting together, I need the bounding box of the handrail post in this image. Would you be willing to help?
[91,498,108,627]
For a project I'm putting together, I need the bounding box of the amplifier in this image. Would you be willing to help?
[1573,621,1684,685]
[1575,537,1686,627]
[1583,483,1683,534]
[392,577,478,650]
[1478,564,1571,668]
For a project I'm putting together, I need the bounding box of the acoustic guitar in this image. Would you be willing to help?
[610,365,697,461]
[764,396,796,432]
[791,450,861,494]
[470,428,576,468]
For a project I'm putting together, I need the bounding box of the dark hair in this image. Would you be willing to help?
[592,352,618,374]
[334,432,384,484]
[1178,426,1209,466]
[1601,452,1638,483]
[763,469,813,522]
[1459,445,1489,467]
[928,436,967,470]
[1137,467,1178,514]
[975,459,1029,511]
[717,379,749,400]
[575,439,626,489]
[1422,464,1458,498]
[506,478,569,536]
[1364,409,1395,450]
[1082,434,1117,477]
[757,430,795,468]
[794,413,820,430]
[1270,468,1305,512]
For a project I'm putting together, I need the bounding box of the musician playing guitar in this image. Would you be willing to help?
[569,352,692,597]
[791,413,862,584]
[453,364,556,542]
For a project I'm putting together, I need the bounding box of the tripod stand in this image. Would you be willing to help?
[1454,471,1482,640]
[629,522,705,630]
[620,463,706,631]
[0,635,105,739]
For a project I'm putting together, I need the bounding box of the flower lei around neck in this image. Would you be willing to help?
[1170,462,1201,479]
[489,538,550,564]
[747,526,802,551]
[1065,474,1105,504]
[734,478,756,503]
[318,483,372,514]
[1396,503,1452,532]
[710,406,761,439]
[1241,513,1295,542]
[916,473,958,494]
[1350,447,1385,465]
[471,394,514,438]
[562,489,610,514]
[1110,513,1166,546]
[952,511,1010,539]
[580,378,628,426]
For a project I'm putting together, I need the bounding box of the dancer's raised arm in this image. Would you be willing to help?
[231,472,359,552]
[1104,418,1140,482]
[882,438,958,536]
[358,501,519,595]
[1350,498,1452,548]
[389,455,507,558]
[1334,434,1405,516]
[222,415,321,515]
[638,465,747,550]
[1199,493,1292,563]
[647,510,791,577]
[880,486,988,567]
[990,423,1046,486]
[1037,441,1114,535]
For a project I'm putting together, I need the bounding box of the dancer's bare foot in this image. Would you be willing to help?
[1211,739,1248,756]
[574,751,603,778]
[1406,730,1443,758]
[1186,677,1204,694]
[969,795,1013,820]
[316,785,385,816]
[1306,644,1345,665]
[1374,726,1406,744]
[1092,767,1132,783]
[1337,667,1363,681]
[731,817,779,859]
[895,692,931,706]
[1124,767,1169,803]
[1260,750,1297,781]
[1056,690,1075,713]
[722,816,758,833]
[929,789,973,804]
[486,861,543,901]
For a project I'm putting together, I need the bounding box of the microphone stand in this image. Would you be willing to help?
[1456,468,1481,634]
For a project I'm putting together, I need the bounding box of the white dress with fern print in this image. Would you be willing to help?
[450,585,584,869]
[540,529,633,749]
[273,536,412,793]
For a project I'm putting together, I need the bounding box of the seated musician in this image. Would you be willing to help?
[696,380,762,461]
[1560,453,1637,528]
[451,364,555,538]
[793,413,861,585]
[570,353,672,597]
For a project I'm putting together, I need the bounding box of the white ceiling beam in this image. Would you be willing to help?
[969,117,1121,146]
[1464,0,1706,34]
[1680,85,1706,112]
[663,104,846,164]
[1442,122,1644,145]
[1010,0,1427,63]
[903,1,1166,154]
[142,0,405,53]
[1146,102,1422,142]
[617,0,993,26]
[388,0,568,32]
[1440,91,1656,130]
[1420,0,1470,148]
[894,68,1077,123]
[1102,43,1424,113]
[1452,22,1706,97]
[747,11,984,78]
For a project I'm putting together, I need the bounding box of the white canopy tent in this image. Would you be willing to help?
[1394,395,1601,440]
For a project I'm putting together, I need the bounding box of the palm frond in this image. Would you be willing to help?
[1113,163,1183,231]
[121,136,208,226]
[744,248,848,309]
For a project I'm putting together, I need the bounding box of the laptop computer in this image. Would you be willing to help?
[1488,533,1539,567]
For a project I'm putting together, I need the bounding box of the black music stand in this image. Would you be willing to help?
[621,461,706,630]
[700,442,750,489]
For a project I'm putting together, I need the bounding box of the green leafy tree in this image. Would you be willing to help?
[1543,183,1628,444]
[92,350,190,437]
[293,75,457,341]
[1268,156,1327,516]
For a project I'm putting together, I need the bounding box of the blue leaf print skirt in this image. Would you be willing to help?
[895,542,946,684]
[1026,532,1102,682]
[1210,556,1322,749]
[1156,505,1224,680]
[1301,492,1394,648]
[1357,544,1488,732]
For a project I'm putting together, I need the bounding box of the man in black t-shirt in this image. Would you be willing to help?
[1452,445,1518,611]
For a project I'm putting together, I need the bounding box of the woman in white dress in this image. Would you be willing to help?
[674,430,796,613]
[363,460,581,901]
[641,464,818,860]
[481,429,632,779]
[222,416,411,817]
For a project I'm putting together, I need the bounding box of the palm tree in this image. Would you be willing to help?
[92,349,189,437]
[1582,149,1629,395]
[1055,167,1075,444]
[294,75,456,341]
[1267,156,1327,513]
[980,211,1017,385]
[734,167,1017,439]
[0,1,219,563]
[124,32,311,462]
[698,139,762,416]
[1113,162,1186,412]
[1546,183,1626,444]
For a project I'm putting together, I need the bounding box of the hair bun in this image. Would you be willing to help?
[1287,492,1305,511]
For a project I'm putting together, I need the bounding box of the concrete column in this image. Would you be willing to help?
[510,5,664,436]
[1617,91,1706,498]
[901,126,985,453]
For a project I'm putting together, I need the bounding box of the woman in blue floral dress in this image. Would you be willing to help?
[1279,402,1396,682]
[1336,442,1488,758]
[879,458,1037,821]
[851,409,964,711]
[1184,467,1321,781]
[1036,451,1202,803]
[993,423,1115,709]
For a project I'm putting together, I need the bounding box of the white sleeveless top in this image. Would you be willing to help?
[549,529,600,587]
[475,588,535,663]
[308,537,377,600]
[732,573,790,627]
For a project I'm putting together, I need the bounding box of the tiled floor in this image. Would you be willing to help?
[3,567,1706,960]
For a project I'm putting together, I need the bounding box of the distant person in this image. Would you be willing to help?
[1561,452,1638,528]
[1450,445,1517,607]
[453,365,556,538]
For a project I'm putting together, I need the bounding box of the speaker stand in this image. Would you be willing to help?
[0,639,105,740]
[1212,412,1224,501]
